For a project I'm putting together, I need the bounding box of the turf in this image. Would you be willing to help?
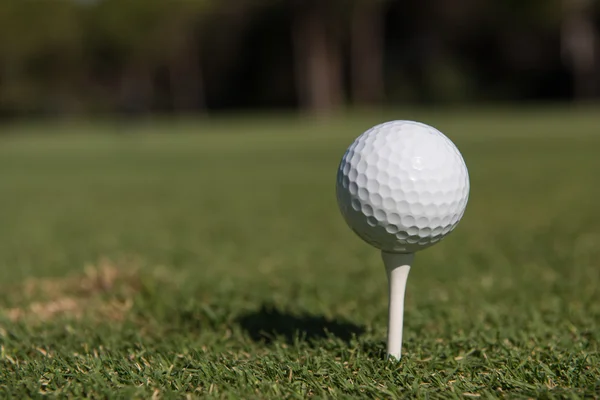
[0,107,599,398]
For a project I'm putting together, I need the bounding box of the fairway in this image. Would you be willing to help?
[1,108,599,398]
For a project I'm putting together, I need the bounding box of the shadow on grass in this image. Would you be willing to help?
[237,305,365,345]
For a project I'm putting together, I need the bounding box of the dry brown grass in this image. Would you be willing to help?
[2,258,142,323]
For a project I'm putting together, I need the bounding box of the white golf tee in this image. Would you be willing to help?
[381,251,414,361]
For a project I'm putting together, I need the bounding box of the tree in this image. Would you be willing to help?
[290,0,344,115]
[90,0,213,114]
[349,0,387,107]
[561,0,598,100]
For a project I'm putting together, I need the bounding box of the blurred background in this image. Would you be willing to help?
[1,3,600,396]
[0,0,599,119]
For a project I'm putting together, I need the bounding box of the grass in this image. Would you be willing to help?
[0,107,599,398]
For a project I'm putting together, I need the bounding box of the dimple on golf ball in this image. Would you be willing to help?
[336,120,470,253]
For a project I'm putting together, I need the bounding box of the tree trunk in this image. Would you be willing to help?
[350,0,385,106]
[169,29,206,114]
[292,1,343,115]
[561,0,598,100]
[119,62,155,115]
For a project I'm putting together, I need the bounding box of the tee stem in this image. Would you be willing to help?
[381,251,414,361]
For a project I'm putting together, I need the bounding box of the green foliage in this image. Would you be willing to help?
[0,1,84,111]
[90,0,212,59]
[498,0,563,27]
[0,0,83,56]
[0,108,599,397]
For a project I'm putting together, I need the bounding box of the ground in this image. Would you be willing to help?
[0,107,599,398]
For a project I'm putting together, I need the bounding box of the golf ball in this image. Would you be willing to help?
[336,120,469,253]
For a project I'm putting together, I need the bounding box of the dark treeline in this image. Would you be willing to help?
[0,0,598,118]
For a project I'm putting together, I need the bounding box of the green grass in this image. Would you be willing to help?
[0,107,599,398]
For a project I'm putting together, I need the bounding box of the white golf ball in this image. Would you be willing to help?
[336,120,470,253]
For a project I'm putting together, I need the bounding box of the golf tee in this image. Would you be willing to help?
[381,251,414,361]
